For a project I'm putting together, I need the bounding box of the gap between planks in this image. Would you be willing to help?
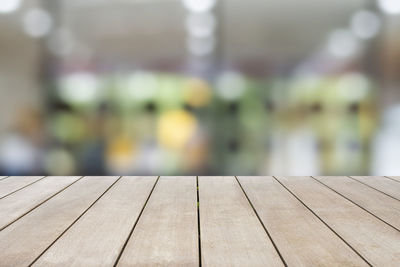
[115,176,198,266]
[31,176,158,267]
[0,176,47,200]
[384,176,400,183]
[311,176,400,232]
[276,176,400,266]
[0,176,84,232]
[196,176,202,267]
[235,176,288,267]
[349,176,400,201]
[113,176,160,266]
[29,176,123,266]
[199,176,285,266]
[0,176,120,266]
[273,176,372,266]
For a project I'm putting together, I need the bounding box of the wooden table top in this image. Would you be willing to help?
[0,176,399,266]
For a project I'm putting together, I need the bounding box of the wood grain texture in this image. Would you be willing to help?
[117,176,198,267]
[276,176,400,266]
[0,176,44,199]
[350,176,400,200]
[238,176,368,267]
[387,176,400,182]
[314,176,400,230]
[0,176,81,230]
[0,176,119,267]
[33,176,157,267]
[199,176,284,267]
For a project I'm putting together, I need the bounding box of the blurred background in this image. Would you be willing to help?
[0,0,399,176]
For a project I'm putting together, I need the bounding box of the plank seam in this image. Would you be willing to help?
[113,176,160,267]
[0,176,47,200]
[235,176,288,267]
[0,176,85,232]
[196,176,202,267]
[384,176,400,183]
[273,176,372,267]
[311,176,400,232]
[0,176,10,181]
[28,176,123,266]
[348,176,400,202]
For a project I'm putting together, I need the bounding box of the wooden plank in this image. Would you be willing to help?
[198,176,284,267]
[386,176,400,182]
[0,176,81,230]
[314,176,400,230]
[238,176,368,267]
[33,176,157,267]
[275,176,400,266]
[0,176,45,199]
[0,176,119,266]
[117,176,198,266]
[350,176,400,200]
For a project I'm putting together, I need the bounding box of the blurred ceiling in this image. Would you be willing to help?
[0,0,368,67]
[61,0,367,66]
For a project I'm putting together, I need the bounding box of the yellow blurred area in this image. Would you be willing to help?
[157,110,198,150]
[106,135,137,172]
[183,78,212,107]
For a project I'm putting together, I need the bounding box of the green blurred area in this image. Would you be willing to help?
[36,71,376,176]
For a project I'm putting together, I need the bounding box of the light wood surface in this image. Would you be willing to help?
[117,176,198,267]
[199,176,284,267]
[0,176,44,199]
[350,176,400,200]
[0,176,81,230]
[314,176,400,230]
[33,176,157,267]
[0,176,399,266]
[276,176,400,266]
[0,176,119,266]
[238,176,368,267]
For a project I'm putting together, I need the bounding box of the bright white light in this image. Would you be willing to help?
[23,8,53,38]
[58,73,101,104]
[378,0,400,15]
[127,72,158,101]
[216,71,246,100]
[183,0,216,13]
[351,10,381,39]
[0,135,36,173]
[187,35,215,56]
[0,0,21,14]
[186,12,216,38]
[328,29,360,58]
